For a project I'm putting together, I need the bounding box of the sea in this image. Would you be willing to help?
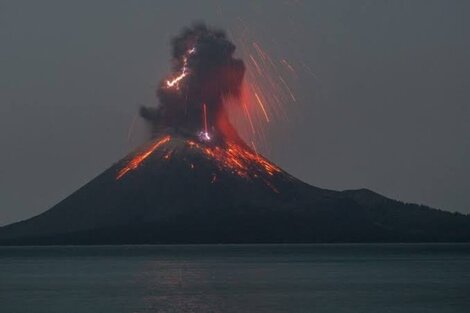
[1,244,469,313]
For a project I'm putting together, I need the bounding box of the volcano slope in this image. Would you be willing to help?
[1,131,469,245]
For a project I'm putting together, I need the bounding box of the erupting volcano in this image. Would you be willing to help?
[1,24,470,245]
[121,25,283,191]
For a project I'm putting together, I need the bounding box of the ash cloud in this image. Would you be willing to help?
[141,24,245,141]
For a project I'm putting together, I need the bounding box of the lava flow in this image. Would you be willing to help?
[116,135,171,180]
[186,140,280,179]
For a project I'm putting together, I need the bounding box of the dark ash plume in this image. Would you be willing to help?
[141,24,245,142]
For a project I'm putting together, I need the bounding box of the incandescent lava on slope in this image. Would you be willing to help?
[116,136,171,180]
[116,134,282,191]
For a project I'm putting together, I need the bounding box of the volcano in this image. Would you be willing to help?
[1,129,470,245]
[1,24,469,245]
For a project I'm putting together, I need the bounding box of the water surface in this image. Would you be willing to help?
[1,244,469,313]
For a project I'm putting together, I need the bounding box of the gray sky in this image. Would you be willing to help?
[1,0,469,225]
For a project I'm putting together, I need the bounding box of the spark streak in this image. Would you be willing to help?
[222,28,301,155]
[203,103,209,134]
[254,92,270,122]
[199,103,211,141]
[242,101,255,133]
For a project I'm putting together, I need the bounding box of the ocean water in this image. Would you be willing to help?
[0,244,469,313]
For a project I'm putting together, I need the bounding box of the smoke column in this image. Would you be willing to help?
[140,24,245,144]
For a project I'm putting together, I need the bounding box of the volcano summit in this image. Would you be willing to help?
[1,25,469,245]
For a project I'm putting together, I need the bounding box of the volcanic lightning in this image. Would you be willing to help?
[164,47,196,90]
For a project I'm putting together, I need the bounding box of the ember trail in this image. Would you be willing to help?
[117,24,282,187]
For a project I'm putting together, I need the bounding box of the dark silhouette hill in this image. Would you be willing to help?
[1,131,469,245]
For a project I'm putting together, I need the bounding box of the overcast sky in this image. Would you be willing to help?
[1,0,469,225]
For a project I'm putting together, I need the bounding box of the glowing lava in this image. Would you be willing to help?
[186,140,280,179]
[116,133,281,191]
[116,135,171,180]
